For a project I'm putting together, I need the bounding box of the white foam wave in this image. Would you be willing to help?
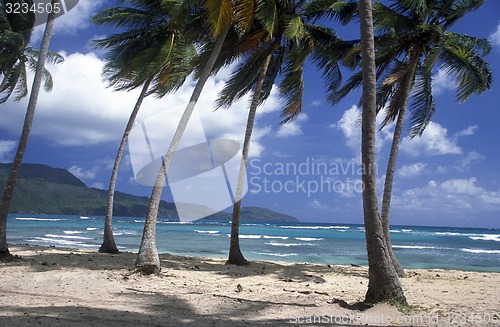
[402,229,412,232]
[194,230,219,234]
[255,252,298,257]
[280,226,349,230]
[469,234,500,242]
[266,242,313,247]
[393,245,439,250]
[86,228,97,231]
[45,234,92,240]
[134,220,145,223]
[27,237,95,247]
[63,231,83,235]
[461,248,500,254]
[226,234,261,239]
[16,217,66,222]
[296,237,323,241]
[262,235,289,240]
[80,216,90,219]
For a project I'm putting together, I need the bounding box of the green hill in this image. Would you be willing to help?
[0,163,300,222]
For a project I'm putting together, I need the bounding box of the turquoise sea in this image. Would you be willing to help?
[7,214,500,272]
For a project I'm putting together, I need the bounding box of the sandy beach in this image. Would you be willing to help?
[0,245,498,326]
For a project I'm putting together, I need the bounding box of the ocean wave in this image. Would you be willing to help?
[133,220,145,223]
[86,228,97,231]
[469,234,500,242]
[393,245,441,250]
[45,234,92,240]
[80,216,90,219]
[461,248,500,254]
[16,217,66,222]
[27,237,96,247]
[266,242,313,247]
[194,230,219,234]
[226,234,261,239]
[280,226,349,230]
[113,230,138,236]
[255,252,298,257]
[262,235,289,240]
[63,231,83,235]
[402,229,412,232]
[295,237,323,241]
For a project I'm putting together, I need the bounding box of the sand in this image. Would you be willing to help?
[0,245,498,326]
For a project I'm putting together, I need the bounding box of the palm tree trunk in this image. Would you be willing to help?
[0,0,58,260]
[100,79,152,254]
[358,0,406,305]
[135,22,232,275]
[380,52,420,278]
[227,53,272,266]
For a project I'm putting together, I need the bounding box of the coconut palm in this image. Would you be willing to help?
[210,0,356,266]
[357,0,407,305]
[135,0,258,274]
[0,0,62,260]
[91,0,197,254]
[331,0,492,278]
[0,0,63,103]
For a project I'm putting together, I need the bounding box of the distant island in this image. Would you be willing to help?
[0,163,299,223]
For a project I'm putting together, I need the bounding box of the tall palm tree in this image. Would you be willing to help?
[358,0,406,304]
[212,0,356,266]
[91,0,197,254]
[1,0,63,103]
[331,0,492,277]
[0,0,62,260]
[135,0,256,274]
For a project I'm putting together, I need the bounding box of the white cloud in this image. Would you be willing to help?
[335,105,394,155]
[68,165,97,180]
[432,69,457,95]
[311,100,322,107]
[393,178,500,213]
[0,52,281,159]
[90,182,105,190]
[458,151,484,171]
[400,122,462,156]
[0,140,16,163]
[276,113,308,138]
[307,199,331,210]
[396,163,427,178]
[454,125,478,138]
[31,0,105,44]
[489,21,500,47]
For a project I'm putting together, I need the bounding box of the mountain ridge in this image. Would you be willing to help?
[0,163,299,223]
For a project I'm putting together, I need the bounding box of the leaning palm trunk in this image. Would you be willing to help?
[135,23,232,275]
[100,79,153,254]
[0,1,58,260]
[380,52,420,278]
[358,0,406,305]
[227,53,272,266]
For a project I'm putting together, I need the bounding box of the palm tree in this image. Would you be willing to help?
[91,0,197,254]
[0,0,62,260]
[1,0,63,103]
[332,0,493,277]
[212,0,355,266]
[358,0,407,305]
[135,0,254,274]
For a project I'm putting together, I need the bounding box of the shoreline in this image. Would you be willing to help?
[1,245,499,326]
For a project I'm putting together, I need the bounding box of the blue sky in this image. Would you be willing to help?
[1,0,499,228]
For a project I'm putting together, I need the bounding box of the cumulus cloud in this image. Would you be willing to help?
[68,165,98,180]
[308,199,331,210]
[334,105,394,155]
[31,0,105,44]
[454,125,478,138]
[393,178,500,213]
[400,122,462,156]
[396,163,427,178]
[432,69,457,96]
[276,113,309,138]
[0,52,281,159]
[0,140,16,163]
[489,21,500,47]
